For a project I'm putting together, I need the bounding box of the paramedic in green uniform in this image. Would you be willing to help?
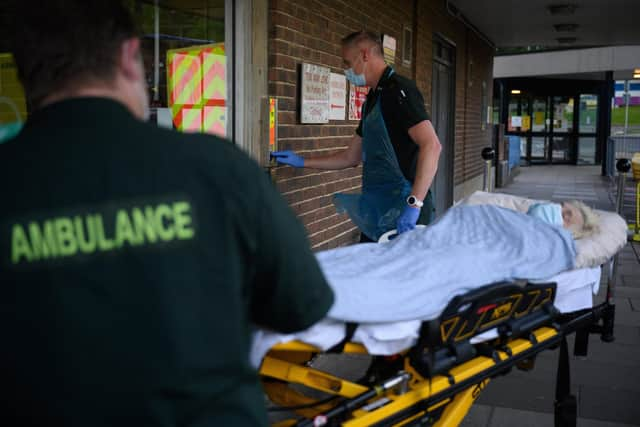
[0,1,333,426]
[272,31,442,242]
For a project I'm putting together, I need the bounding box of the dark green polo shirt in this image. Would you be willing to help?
[0,98,334,426]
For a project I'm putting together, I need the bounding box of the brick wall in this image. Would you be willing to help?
[268,0,494,250]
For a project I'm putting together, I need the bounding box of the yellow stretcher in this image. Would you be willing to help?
[260,157,632,427]
[259,280,616,427]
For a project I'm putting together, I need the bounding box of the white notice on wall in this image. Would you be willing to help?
[329,73,346,121]
[300,63,330,124]
[382,34,397,65]
[511,116,522,127]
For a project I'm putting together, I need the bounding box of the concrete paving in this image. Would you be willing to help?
[471,165,640,427]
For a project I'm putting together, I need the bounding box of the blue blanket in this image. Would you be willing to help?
[317,204,576,323]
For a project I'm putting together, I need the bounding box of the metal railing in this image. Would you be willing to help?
[606,136,640,176]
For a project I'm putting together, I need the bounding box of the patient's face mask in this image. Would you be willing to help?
[526,202,563,227]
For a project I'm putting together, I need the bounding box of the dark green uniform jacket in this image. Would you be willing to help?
[0,98,334,426]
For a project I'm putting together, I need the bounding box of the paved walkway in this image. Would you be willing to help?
[464,165,640,427]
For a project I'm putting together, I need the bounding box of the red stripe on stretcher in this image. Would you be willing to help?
[476,303,497,314]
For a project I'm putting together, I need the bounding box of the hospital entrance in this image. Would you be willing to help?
[494,77,610,169]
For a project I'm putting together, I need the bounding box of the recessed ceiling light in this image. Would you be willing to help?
[547,4,577,15]
[511,89,522,94]
[553,23,579,32]
[634,74,640,79]
[556,37,577,44]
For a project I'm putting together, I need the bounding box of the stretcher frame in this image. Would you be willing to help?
[260,279,614,427]
[259,163,631,427]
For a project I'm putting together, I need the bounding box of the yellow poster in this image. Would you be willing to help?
[521,115,531,131]
[382,35,396,65]
[534,111,544,125]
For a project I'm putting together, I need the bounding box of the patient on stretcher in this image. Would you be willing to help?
[252,195,626,367]
[527,199,599,239]
[258,195,626,427]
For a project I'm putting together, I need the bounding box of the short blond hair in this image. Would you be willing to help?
[564,200,600,239]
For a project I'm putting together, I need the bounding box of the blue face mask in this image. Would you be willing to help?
[527,202,563,227]
[344,68,366,87]
[344,52,367,86]
[0,121,23,144]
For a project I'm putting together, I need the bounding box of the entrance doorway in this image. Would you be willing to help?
[431,36,455,216]
[506,92,599,165]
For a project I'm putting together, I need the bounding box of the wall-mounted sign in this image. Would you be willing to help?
[349,84,369,121]
[329,73,346,121]
[382,34,397,65]
[300,63,330,124]
[511,116,522,127]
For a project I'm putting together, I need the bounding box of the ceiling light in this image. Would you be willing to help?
[511,90,522,94]
[634,68,640,74]
[634,74,640,79]
[547,4,577,15]
[556,37,577,44]
[553,23,579,32]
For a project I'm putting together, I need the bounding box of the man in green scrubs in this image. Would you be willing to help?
[0,1,333,426]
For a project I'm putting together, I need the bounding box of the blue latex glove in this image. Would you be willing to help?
[396,206,421,234]
[271,150,304,168]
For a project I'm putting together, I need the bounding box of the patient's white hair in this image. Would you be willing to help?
[564,200,599,239]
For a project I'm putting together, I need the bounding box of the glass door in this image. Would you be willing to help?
[550,96,575,164]
[530,97,549,163]
[577,94,598,164]
[506,94,527,165]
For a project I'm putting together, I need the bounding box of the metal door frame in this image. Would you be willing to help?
[431,33,456,215]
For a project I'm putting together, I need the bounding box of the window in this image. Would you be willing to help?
[402,26,412,65]
[126,0,228,136]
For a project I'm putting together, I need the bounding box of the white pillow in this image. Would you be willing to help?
[457,191,627,268]
[457,191,539,213]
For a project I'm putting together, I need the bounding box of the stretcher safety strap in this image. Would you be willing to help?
[327,322,358,353]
